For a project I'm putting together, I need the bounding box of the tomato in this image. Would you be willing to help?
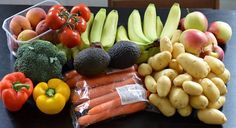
[69,16,87,33]
[70,3,91,22]
[58,27,82,48]
[45,5,68,30]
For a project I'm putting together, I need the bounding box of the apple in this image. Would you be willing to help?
[26,7,47,29]
[208,21,232,44]
[205,31,218,46]
[35,20,49,35]
[9,15,32,36]
[209,45,224,61]
[178,18,185,31]
[184,11,208,32]
[180,29,208,56]
[17,30,37,41]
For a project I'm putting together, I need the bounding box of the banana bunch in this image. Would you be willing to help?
[117,3,181,63]
[78,8,119,51]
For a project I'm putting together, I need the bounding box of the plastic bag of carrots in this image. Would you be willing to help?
[64,66,148,128]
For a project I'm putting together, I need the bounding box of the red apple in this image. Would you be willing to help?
[205,31,218,46]
[178,18,185,31]
[184,11,208,32]
[180,29,208,56]
[209,45,224,61]
[208,21,232,44]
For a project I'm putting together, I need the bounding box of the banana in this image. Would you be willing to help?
[143,3,157,42]
[156,16,163,39]
[116,25,129,42]
[101,10,119,49]
[128,9,152,44]
[80,13,94,49]
[160,3,181,39]
[171,29,182,43]
[90,8,107,43]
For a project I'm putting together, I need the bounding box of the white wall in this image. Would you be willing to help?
[0,0,107,7]
[0,0,236,9]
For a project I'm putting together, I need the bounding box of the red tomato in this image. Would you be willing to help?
[69,16,87,33]
[58,27,82,48]
[45,5,68,30]
[70,3,91,22]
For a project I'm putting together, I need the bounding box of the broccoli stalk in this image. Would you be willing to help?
[14,40,67,84]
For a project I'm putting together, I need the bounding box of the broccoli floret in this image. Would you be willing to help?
[14,40,67,84]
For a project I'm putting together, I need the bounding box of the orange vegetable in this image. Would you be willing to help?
[74,91,119,110]
[64,70,79,81]
[65,66,137,88]
[78,102,146,126]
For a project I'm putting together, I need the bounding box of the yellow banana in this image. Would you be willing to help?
[116,25,129,42]
[156,16,163,39]
[101,10,119,49]
[144,3,157,42]
[128,9,152,44]
[160,3,181,39]
[80,13,94,49]
[171,29,182,43]
[90,8,106,43]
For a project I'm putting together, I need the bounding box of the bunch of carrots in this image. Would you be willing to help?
[64,66,147,126]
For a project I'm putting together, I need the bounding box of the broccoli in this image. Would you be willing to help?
[14,40,67,84]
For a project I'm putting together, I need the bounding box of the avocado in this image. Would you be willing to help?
[108,41,140,69]
[74,47,110,76]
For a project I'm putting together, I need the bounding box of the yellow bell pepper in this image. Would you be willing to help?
[33,78,70,115]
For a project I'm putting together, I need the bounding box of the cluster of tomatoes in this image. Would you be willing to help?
[45,4,91,48]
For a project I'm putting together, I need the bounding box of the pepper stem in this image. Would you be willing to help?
[46,88,56,97]
[13,82,30,91]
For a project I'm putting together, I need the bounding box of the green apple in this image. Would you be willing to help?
[184,11,208,32]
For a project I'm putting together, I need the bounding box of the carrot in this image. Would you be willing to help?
[66,66,137,88]
[64,70,79,81]
[88,77,136,99]
[88,97,121,115]
[74,91,119,111]
[78,102,146,126]
[76,72,137,88]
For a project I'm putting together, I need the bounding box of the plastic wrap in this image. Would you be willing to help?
[65,66,148,128]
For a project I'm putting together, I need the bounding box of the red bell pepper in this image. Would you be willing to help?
[0,72,33,111]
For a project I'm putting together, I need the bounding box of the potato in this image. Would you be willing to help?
[182,81,203,96]
[177,53,210,79]
[144,75,157,93]
[204,55,225,75]
[171,30,182,43]
[177,105,192,117]
[173,73,192,87]
[197,108,227,125]
[218,68,231,84]
[168,59,183,73]
[190,95,208,109]
[156,76,171,97]
[211,77,227,95]
[172,43,185,59]
[200,78,220,102]
[207,72,217,79]
[154,69,178,81]
[147,57,153,65]
[169,87,189,109]
[208,96,226,109]
[160,36,173,52]
[138,63,152,76]
[149,94,176,117]
[150,51,172,71]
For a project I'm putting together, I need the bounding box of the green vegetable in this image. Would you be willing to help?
[14,40,67,84]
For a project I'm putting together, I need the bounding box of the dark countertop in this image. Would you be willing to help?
[0,4,236,128]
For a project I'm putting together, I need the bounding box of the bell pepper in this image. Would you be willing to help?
[33,78,70,114]
[0,72,33,111]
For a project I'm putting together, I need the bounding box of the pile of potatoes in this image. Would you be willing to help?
[138,35,230,125]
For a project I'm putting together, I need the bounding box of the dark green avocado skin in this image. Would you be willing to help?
[74,48,110,76]
[108,41,141,69]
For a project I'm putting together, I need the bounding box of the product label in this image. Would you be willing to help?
[116,84,147,105]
